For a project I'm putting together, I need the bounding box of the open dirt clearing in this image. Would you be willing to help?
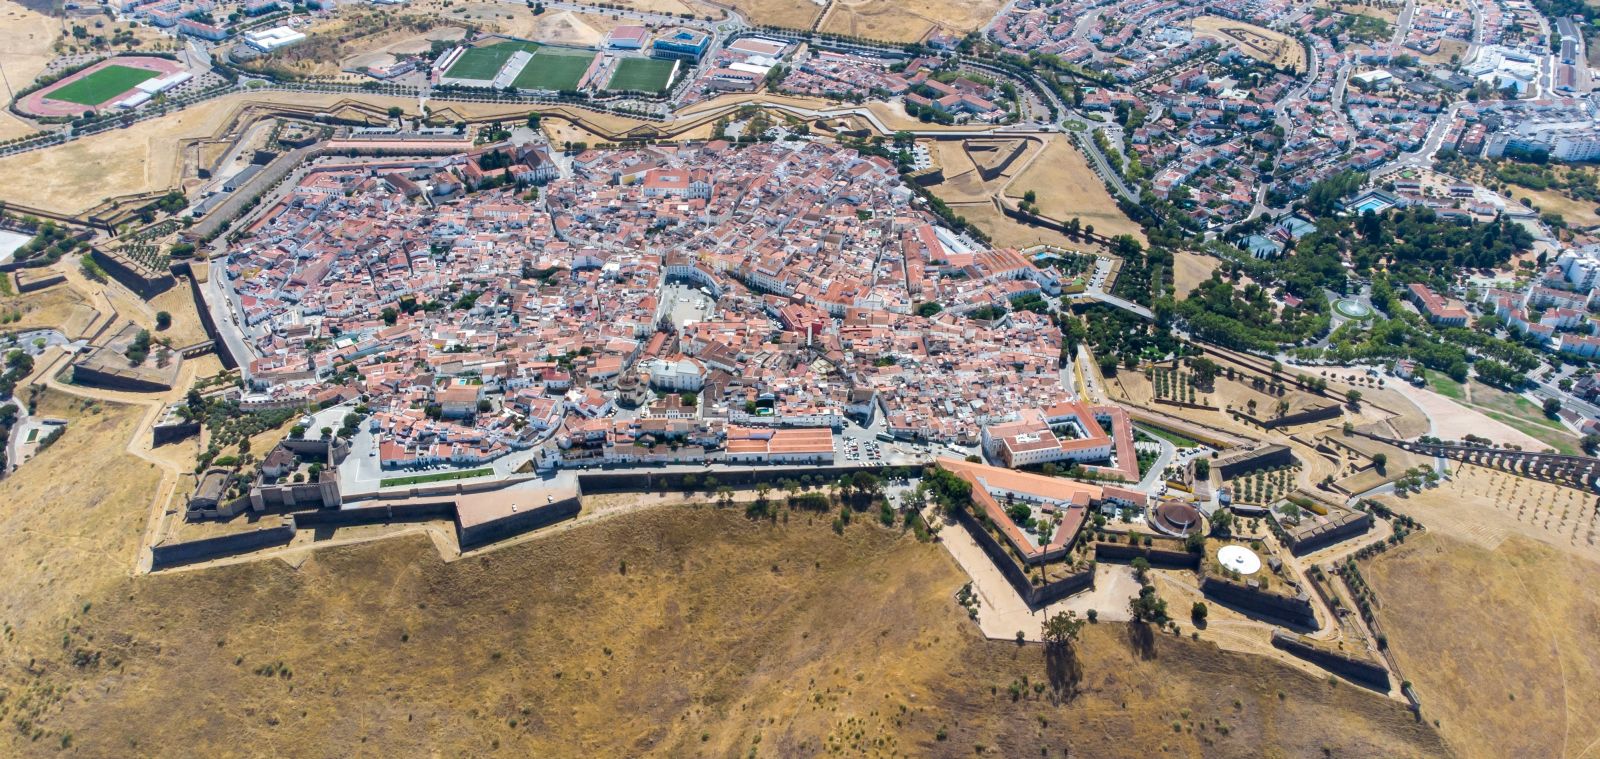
[1385,378,1549,449]
[440,2,622,46]
[1365,530,1600,759]
[1002,134,1146,241]
[1191,15,1305,72]
[2,503,1445,756]
[820,0,1006,42]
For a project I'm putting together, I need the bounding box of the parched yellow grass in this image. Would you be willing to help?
[145,284,211,347]
[1172,249,1220,298]
[1,504,1447,757]
[0,0,59,141]
[1191,15,1305,72]
[724,0,823,29]
[439,2,620,46]
[0,389,159,652]
[1366,531,1600,759]
[1002,134,1146,240]
[821,0,1005,42]
[0,92,422,214]
[1510,184,1600,228]
[1373,463,1599,560]
[0,283,100,338]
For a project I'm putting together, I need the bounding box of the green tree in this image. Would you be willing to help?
[1131,556,1151,583]
[1041,609,1084,649]
[1128,585,1169,625]
[155,311,172,330]
[1543,397,1562,418]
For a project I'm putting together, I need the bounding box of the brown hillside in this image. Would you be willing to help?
[3,500,1445,757]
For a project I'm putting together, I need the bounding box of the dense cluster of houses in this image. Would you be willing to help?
[218,137,1117,474]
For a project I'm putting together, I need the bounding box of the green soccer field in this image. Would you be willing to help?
[444,42,536,81]
[511,47,597,91]
[606,57,676,93]
[47,65,161,106]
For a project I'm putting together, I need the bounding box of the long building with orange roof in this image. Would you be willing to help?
[938,457,1142,563]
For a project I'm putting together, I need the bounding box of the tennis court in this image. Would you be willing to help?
[511,47,597,91]
[606,57,676,92]
[47,65,161,106]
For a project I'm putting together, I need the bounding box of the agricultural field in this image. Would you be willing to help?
[513,46,597,91]
[1364,528,1600,759]
[2,504,1446,756]
[45,64,160,106]
[606,56,676,92]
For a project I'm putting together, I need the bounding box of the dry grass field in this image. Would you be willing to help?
[1374,464,1599,559]
[0,0,60,141]
[438,2,621,47]
[0,92,422,213]
[1365,530,1600,759]
[726,0,824,30]
[1507,184,1600,228]
[144,284,212,347]
[1002,135,1146,241]
[0,283,100,338]
[820,0,1005,42]
[1172,250,1220,299]
[1190,16,1306,72]
[0,389,161,654]
[0,504,1446,757]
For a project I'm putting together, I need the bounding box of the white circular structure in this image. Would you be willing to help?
[1216,545,1262,576]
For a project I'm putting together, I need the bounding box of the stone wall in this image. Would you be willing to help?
[15,271,66,293]
[89,248,176,298]
[1274,509,1373,556]
[291,501,456,529]
[458,496,581,548]
[1199,575,1317,628]
[1270,630,1390,691]
[179,264,237,369]
[952,508,1094,607]
[150,524,294,569]
[1092,541,1201,570]
[152,418,201,446]
[574,464,910,494]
